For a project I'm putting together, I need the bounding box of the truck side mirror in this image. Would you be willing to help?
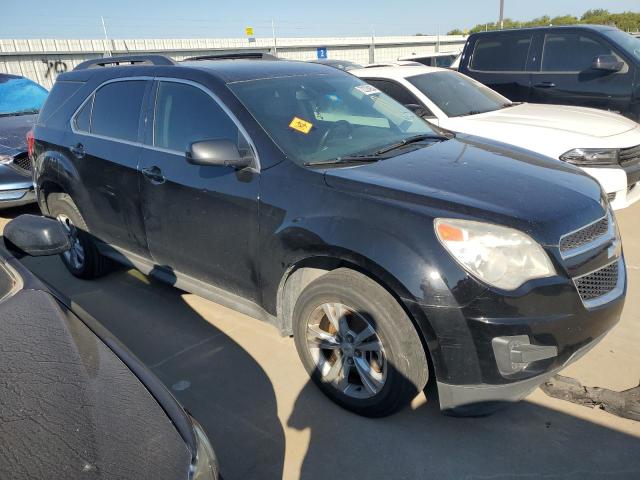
[591,54,623,73]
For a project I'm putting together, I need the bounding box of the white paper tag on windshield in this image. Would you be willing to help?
[354,84,381,96]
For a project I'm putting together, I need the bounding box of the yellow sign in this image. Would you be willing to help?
[289,117,313,134]
[245,27,254,37]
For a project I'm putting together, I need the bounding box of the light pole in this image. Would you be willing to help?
[499,0,505,29]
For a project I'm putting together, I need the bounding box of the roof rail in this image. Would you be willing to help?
[74,55,176,71]
[183,52,279,62]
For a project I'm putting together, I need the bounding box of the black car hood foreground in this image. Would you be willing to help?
[323,135,605,245]
[0,113,36,157]
[0,258,191,479]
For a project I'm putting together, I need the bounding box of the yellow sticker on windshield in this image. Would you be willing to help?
[289,117,313,134]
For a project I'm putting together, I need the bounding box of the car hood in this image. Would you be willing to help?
[457,103,637,138]
[322,135,605,245]
[0,256,192,479]
[0,113,36,157]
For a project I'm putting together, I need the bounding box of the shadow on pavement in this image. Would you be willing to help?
[19,255,286,480]
[288,380,640,479]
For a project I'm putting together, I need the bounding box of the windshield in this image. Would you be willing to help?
[0,77,48,116]
[407,71,510,118]
[603,29,640,62]
[229,73,434,165]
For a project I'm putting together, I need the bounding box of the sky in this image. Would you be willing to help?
[1,0,638,39]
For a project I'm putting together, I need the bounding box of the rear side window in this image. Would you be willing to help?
[541,33,620,72]
[153,81,239,153]
[74,97,92,132]
[38,81,81,125]
[90,80,146,142]
[471,34,532,71]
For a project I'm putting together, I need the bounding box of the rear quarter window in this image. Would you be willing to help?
[471,34,532,71]
[38,81,83,125]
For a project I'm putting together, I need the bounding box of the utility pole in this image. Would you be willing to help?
[370,24,376,64]
[499,0,505,29]
[271,19,278,57]
[100,16,112,57]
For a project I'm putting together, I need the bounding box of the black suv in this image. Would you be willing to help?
[32,54,625,417]
[458,25,640,121]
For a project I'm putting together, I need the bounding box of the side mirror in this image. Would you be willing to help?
[591,54,623,73]
[3,215,71,257]
[405,103,428,117]
[186,139,252,169]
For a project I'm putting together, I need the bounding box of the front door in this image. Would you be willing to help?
[139,80,260,302]
[529,31,633,114]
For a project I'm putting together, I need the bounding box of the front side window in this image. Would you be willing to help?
[365,79,435,117]
[407,71,509,117]
[91,80,146,142]
[153,81,240,153]
[0,76,48,116]
[229,73,433,165]
[541,33,622,72]
[471,34,532,71]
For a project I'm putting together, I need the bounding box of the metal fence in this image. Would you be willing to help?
[0,35,466,88]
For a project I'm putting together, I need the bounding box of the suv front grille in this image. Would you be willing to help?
[12,155,32,173]
[619,144,640,167]
[559,216,609,254]
[574,261,619,302]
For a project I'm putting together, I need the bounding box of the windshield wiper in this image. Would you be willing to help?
[375,134,444,155]
[304,155,383,167]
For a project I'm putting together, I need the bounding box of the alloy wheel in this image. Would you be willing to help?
[306,302,387,399]
[56,214,85,270]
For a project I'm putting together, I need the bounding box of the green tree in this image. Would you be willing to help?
[447,28,464,35]
[455,9,639,35]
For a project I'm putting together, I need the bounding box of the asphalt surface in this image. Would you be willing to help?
[2,203,639,480]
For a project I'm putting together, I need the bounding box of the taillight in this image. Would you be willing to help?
[26,129,35,159]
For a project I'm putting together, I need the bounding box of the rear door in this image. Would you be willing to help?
[464,32,535,102]
[139,79,260,302]
[68,78,150,257]
[529,30,633,114]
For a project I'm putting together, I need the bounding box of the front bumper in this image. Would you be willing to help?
[437,331,607,414]
[582,162,640,210]
[414,256,626,414]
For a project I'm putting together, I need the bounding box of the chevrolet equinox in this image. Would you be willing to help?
[31,55,626,417]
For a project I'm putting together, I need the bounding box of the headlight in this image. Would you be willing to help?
[190,418,219,480]
[559,148,618,166]
[435,218,555,290]
[0,154,13,165]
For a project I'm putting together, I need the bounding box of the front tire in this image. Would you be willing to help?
[46,193,111,279]
[293,268,429,417]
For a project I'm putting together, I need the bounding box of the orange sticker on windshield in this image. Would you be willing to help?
[289,117,313,134]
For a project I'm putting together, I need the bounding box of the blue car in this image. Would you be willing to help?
[0,74,48,208]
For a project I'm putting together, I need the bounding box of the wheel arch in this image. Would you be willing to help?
[276,251,441,379]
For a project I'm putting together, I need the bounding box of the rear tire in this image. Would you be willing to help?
[293,268,429,417]
[46,193,111,279]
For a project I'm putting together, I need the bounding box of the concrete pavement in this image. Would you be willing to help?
[2,204,639,479]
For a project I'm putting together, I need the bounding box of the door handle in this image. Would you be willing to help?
[533,82,556,88]
[141,166,165,184]
[69,143,85,158]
